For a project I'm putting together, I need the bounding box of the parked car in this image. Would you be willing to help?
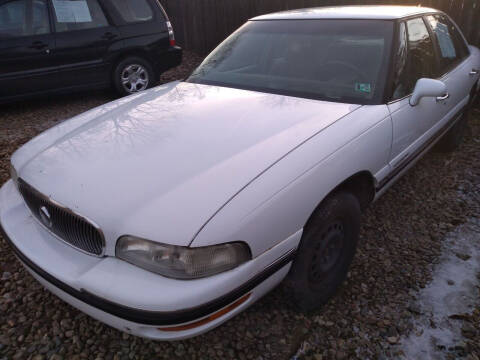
[0,0,181,102]
[1,5,479,340]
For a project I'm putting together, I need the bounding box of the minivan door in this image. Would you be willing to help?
[0,0,56,99]
[49,0,121,88]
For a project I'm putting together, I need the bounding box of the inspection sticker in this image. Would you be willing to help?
[355,83,372,94]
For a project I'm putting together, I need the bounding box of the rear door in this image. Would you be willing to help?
[426,14,476,114]
[49,0,121,88]
[0,0,56,98]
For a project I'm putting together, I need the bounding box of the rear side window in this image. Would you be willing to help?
[391,18,437,100]
[108,0,153,23]
[441,15,469,59]
[0,0,50,38]
[52,0,108,32]
[32,0,50,35]
[426,14,469,75]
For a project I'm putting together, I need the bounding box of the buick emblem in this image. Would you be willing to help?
[39,206,52,228]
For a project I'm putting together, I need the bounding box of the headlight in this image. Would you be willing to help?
[116,236,251,279]
[10,163,18,185]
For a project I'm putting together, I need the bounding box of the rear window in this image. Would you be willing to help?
[108,0,153,23]
[188,20,394,105]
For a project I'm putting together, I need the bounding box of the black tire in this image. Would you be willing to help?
[113,56,156,96]
[286,192,361,312]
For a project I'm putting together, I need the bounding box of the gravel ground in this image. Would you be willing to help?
[0,52,479,360]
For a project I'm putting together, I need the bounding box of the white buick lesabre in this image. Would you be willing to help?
[1,6,479,340]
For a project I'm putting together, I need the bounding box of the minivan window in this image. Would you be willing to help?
[0,0,49,37]
[108,0,153,23]
[52,0,108,32]
[188,20,394,105]
[0,0,28,37]
[32,0,50,35]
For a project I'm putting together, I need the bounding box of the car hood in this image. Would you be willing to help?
[14,82,360,249]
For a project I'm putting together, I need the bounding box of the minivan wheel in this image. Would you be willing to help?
[286,192,360,312]
[114,57,155,96]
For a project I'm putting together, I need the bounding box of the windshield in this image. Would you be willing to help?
[187,20,394,104]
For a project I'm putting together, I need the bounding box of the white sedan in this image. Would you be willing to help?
[1,6,479,340]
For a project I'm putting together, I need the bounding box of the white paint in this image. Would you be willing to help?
[11,82,359,253]
[409,78,447,107]
[252,6,439,21]
[0,14,479,340]
[400,219,480,359]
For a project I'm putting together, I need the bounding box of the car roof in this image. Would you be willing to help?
[251,5,440,21]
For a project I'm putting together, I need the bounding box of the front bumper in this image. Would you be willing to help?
[0,180,299,340]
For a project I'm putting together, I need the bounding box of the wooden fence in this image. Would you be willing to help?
[159,0,480,55]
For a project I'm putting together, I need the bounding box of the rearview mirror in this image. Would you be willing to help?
[410,78,447,106]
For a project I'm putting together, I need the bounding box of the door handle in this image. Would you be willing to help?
[470,69,479,76]
[29,41,48,50]
[101,32,117,40]
[436,93,450,102]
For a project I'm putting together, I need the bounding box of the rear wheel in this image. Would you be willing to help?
[113,57,155,96]
[287,192,360,312]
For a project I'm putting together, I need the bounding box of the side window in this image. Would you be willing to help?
[392,22,409,100]
[0,0,50,38]
[52,0,108,32]
[407,17,437,81]
[32,0,50,35]
[426,15,468,74]
[107,0,154,23]
[391,17,437,100]
[441,15,469,60]
[0,0,28,37]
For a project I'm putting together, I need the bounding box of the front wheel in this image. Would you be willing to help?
[286,192,360,312]
[113,57,155,96]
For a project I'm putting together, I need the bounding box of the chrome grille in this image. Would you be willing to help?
[17,179,105,256]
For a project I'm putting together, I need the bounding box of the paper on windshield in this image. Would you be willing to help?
[52,0,92,23]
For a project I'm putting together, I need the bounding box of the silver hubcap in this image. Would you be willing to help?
[121,64,149,93]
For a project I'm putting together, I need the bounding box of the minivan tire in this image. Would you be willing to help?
[113,57,156,96]
[286,192,360,312]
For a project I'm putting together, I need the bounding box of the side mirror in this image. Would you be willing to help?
[410,78,447,106]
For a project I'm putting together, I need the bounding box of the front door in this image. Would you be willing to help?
[48,0,120,88]
[0,0,56,99]
[387,17,449,172]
